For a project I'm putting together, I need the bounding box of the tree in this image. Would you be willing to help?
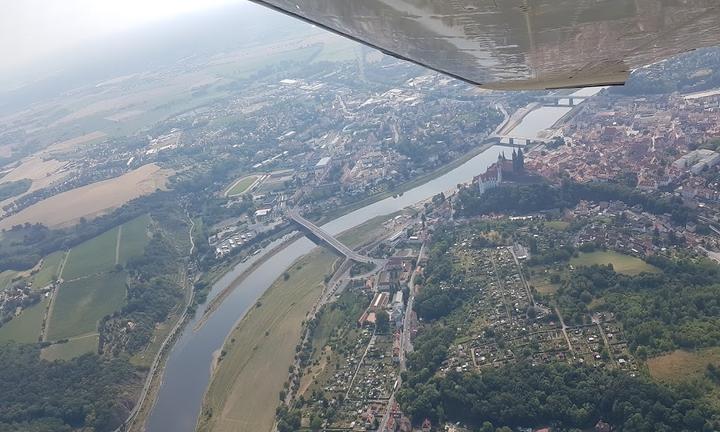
[376,310,390,333]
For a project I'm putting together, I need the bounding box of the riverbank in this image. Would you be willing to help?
[193,233,303,331]
[196,215,395,432]
[316,142,494,224]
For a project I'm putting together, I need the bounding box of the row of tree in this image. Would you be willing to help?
[456,180,695,225]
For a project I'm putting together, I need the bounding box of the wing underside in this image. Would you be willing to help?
[249,0,720,90]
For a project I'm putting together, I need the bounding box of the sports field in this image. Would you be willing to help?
[570,251,660,276]
[225,175,259,197]
[46,272,127,340]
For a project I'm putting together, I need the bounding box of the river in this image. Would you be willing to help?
[145,145,506,432]
[502,86,606,141]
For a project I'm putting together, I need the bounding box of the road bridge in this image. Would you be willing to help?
[539,94,583,106]
[288,209,375,264]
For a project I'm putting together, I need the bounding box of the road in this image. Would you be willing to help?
[554,306,575,357]
[379,242,425,432]
[398,241,424,370]
[508,245,535,307]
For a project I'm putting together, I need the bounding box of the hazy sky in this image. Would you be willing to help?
[0,0,242,74]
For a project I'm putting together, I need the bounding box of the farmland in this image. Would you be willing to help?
[41,214,151,342]
[0,297,48,343]
[62,226,119,280]
[41,334,100,361]
[0,163,170,229]
[117,213,152,264]
[570,250,660,275]
[32,250,66,288]
[46,272,127,340]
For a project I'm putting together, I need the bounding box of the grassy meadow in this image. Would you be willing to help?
[46,272,127,340]
[570,250,660,276]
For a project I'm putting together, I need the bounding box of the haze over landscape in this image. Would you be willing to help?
[1,2,720,432]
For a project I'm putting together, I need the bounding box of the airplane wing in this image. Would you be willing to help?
[248,0,720,90]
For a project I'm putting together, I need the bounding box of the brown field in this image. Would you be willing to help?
[0,157,71,207]
[104,110,145,122]
[43,131,107,154]
[1,157,66,183]
[0,163,170,229]
[647,348,720,383]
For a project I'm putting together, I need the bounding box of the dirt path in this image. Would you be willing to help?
[42,250,71,341]
[68,331,99,341]
[115,225,123,265]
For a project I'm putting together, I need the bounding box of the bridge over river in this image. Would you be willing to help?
[287,208,375,264]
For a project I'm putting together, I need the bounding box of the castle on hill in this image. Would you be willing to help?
[474,149,525,194]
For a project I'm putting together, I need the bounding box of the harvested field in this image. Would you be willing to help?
[1,157,66,183]
[43,131,107,154]
[0,163,170,229]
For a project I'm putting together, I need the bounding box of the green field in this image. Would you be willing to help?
[226,175,259,196]
[62,214,150,280]
[62,226,119,280]
[0,297,48,343]
[41,334,99,361]
[0,270,17,291]
[570,251,660,276]
[529,273,560,295]
[46,272,127,340]
[32,251,65,288]
[118,214,151,264]
[545,220,570,231]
